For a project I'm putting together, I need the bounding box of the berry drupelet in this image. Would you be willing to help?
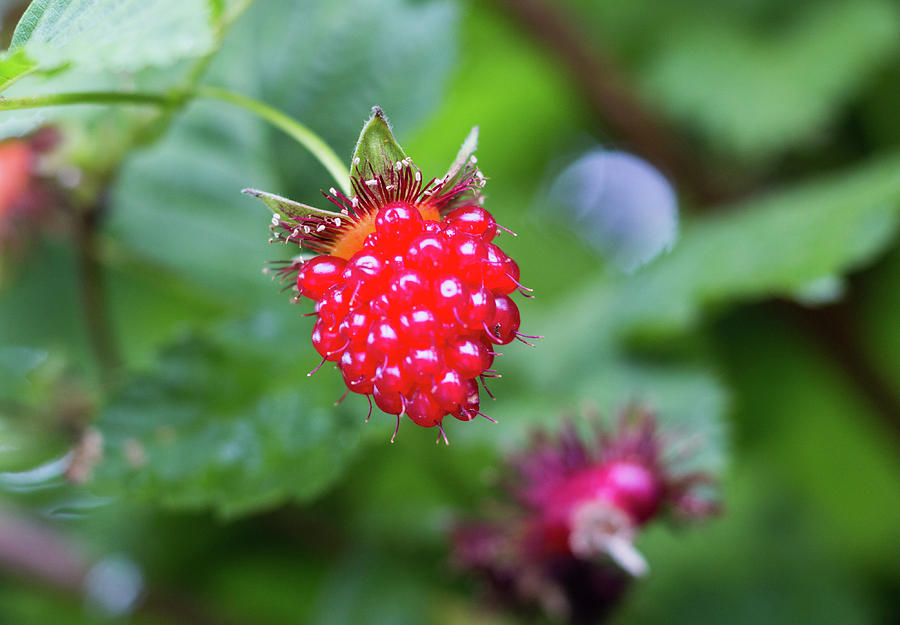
[247,109,537,442]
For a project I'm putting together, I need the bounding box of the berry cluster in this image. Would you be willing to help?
[295,201,528,438]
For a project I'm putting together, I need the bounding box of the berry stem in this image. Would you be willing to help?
[0,86,352,195]
[0,91,177,110]
[193,86,351,194]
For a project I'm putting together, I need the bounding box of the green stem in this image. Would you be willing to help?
[194,85,350,194]
[0,86,352,194]
[0,91,176,110]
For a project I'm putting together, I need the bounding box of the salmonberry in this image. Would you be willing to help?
[252,110,539,442]
[452,408,721,623]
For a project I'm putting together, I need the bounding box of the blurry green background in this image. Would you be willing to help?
[1,0,899,623]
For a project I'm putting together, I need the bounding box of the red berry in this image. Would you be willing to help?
[434,369,466,413]
[447,234,486,278]
[282,159,528,436]
[460,286,496,330]
[453,378,480,421]
[406,390,443,427]
[375,359,413,396]
[298,256,346,300]
[388,268,427,305]
[375,201,423,249]
[367,318,403,357]
[432,274,468,322]
[445,336,493,379]
[373,385,404,415]
[406,233,447,272]
[316,283,352,326]
[485,295,520,345]
[398,307,441,346]
[312,320,345,361]
[482,244,517,294]
[341,348,376,394]
[445,205,497,241]
[403,346,443,386]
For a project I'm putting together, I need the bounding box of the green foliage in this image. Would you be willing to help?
[10,0,215,73]
[610,152,900,337]
[641,0,900,159]
[1,0,899,623]
[93,312,362,517]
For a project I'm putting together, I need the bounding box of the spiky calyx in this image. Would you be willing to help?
[246,109,537,442]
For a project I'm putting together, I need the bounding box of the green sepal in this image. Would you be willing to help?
[350,106,408,180]
[242,188,341,222]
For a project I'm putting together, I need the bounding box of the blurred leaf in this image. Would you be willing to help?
[226,0,459,195]
[307,546,435,625]
[105,97,279,304]
[350,107,407,179]
[857,245,900,392]
[0,48,32,91]
[611,152,900,337]
[9,0,215,75]
[93,311,363,517]
[716,310,900,568]
[642,0,900,159]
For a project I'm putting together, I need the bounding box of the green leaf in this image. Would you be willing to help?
[93,311,363,517]
[350,106,408,180]
[8,0,216,77]
[242,188,340,222]
[610,152,900,337]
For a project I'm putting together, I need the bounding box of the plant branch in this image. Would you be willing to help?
[74,200,121,388]
[0,91,177,111]
[194,85,351,194]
